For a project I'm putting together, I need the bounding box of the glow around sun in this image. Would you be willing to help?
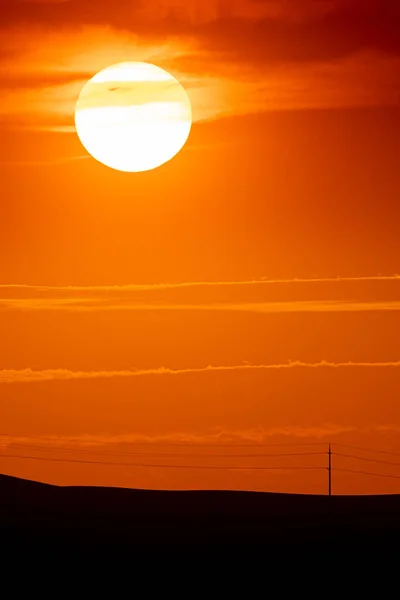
[75,62,192,173]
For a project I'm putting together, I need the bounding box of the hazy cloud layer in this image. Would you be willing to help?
[1,1,399,123]
[2,1,399,63]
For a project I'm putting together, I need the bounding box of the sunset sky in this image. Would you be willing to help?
[1,0,400,495]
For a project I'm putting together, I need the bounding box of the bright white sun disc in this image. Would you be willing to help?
[75,62,192,172]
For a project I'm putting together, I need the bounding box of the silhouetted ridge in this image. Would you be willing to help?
[1,474,400,544]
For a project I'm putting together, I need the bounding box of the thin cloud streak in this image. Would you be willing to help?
[1,274,399,292]
[0,426,354,448]
[2,361,400,384]
[0,155,89,166]
[7,125,77,133]
[1,299,400,313]
[2,425,400,449]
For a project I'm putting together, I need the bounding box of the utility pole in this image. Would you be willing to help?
[328,443,332,496]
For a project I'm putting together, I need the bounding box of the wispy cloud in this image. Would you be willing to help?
[1,299,400,313]
[2,361,400,384]
[1,274,399,292]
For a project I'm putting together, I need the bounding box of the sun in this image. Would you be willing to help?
[75,62,192,173]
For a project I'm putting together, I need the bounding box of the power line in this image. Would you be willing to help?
[0,432,326,448]
[335,468,400,480]
[0,443,326,459]
[0,453,326,471]
[335,452,400,467]
[335,443,400,457]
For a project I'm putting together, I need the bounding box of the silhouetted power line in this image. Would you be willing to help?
[2,442,400,491]
[0,442,326,459]
[0,453,327,471]
[335,443,400,457]
[335,452,400,467]
[335,468,400,480]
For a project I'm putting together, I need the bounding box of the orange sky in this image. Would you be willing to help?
[1,0,400,495]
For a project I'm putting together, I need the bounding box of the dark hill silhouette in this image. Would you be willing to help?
[1,474,400,544]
